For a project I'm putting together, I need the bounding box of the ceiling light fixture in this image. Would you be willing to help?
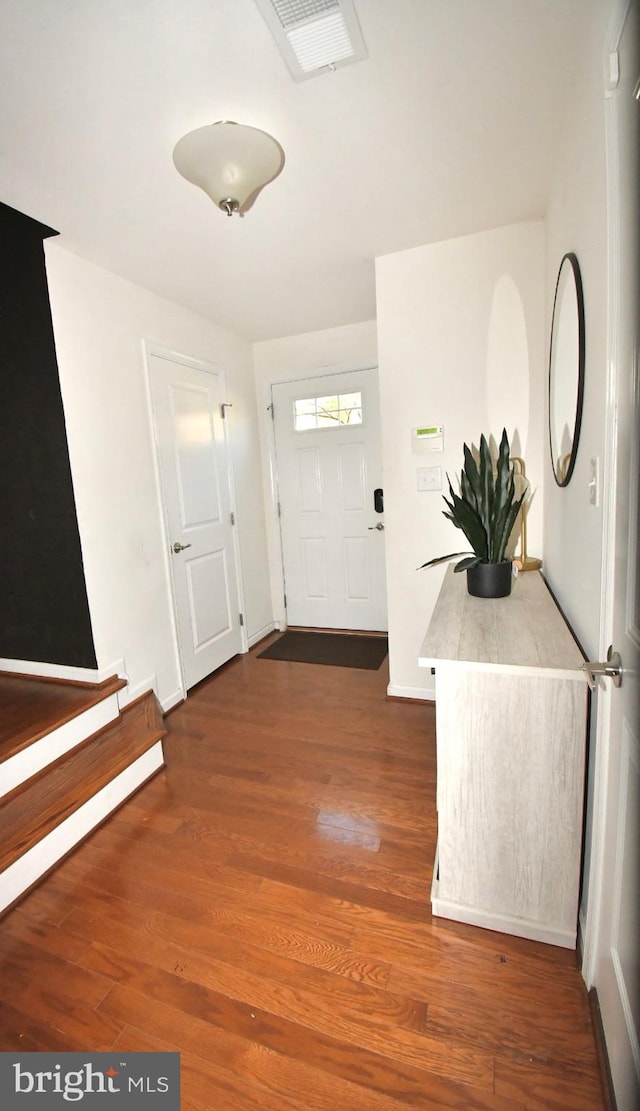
[172,121,285,217]
[253,0,367,81]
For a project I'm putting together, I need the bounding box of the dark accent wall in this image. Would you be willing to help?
[0,202,97,667]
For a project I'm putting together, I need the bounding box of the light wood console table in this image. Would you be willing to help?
[419,566,588,948]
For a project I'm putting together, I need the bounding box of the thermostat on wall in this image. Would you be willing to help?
[413,425,444,451]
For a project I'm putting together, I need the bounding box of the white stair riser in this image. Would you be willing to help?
[0,742,164,915]
[0,694,121,801]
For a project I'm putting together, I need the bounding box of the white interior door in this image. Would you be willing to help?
[273,368,387,631]
[584,6,639,1108]
[149,352,244,691]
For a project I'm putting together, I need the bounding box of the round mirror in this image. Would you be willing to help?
[548,253,585,486]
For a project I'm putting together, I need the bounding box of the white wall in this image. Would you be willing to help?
[45,243,272,709]
[376,222,546,699]
[253,321,378,624]
[543,4,609,658]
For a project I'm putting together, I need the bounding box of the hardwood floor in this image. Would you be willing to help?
[0,640,607,1109]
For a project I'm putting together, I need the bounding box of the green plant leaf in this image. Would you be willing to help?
[454,555,482,572]
[419,428,525,571]
[494,488,526,561]
[479,434,494,546]
[443,484,488,558]
[489,429,524,560]
[488,429,508,558]
[417,552,472,569]
[461,443,482,514]
[445,473,486,551]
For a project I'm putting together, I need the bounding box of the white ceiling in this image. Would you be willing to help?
[0,0,589,342]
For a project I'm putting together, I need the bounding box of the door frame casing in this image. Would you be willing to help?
[580,5,640,1104]
[260,361,382,630]
[581,0,633,989]
[271,367,387,631]
[143,342,248,701]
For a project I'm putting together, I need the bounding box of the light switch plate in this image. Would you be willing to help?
[417,466,442,492]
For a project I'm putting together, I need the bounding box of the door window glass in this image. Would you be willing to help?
[293,391,362,430]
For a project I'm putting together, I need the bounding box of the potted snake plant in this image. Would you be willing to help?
[418,428,526,597]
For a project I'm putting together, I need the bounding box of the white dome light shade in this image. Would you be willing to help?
[173,121,285,216]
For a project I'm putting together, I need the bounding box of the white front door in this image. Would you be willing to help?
[149,352,244,691]
[273,368,387,631]
[584,5,639,1108]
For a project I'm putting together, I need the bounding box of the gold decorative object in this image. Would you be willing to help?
[510,457,542,571]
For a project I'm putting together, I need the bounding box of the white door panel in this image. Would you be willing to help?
[273,368,387,631]
[171,384,223,525]
[185,549,233,646]
[339,442,366,509]
[149,353,243,690]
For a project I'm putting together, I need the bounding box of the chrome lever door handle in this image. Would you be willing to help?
[368,522,385,531]
[172,542,192,553]
[582,645,622,690]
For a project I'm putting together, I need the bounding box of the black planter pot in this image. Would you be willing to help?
[466,560,513,598]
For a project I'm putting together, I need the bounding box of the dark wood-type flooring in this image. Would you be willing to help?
[0,640,607,1109]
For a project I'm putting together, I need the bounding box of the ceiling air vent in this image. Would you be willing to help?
[253,0,367,81]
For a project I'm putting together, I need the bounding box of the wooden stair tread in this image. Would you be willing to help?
[0,691,165,873]
[0,673,127,764]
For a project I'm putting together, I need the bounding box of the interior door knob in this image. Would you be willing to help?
[172,541,192,553]
[368,522,385,531]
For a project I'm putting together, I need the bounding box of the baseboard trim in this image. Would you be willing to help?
[160,687,186,713]
[387,683,435,702]
[589,988,618,1111]
[120,675,157,707]
[0,657,127,686]
[248,621,278,648]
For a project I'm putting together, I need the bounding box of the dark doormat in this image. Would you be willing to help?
[258,631,388,670]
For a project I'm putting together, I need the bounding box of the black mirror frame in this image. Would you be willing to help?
[548,252,586,488]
